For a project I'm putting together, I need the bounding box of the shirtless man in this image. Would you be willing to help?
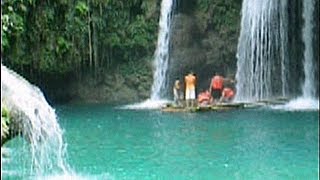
[184,72,196,108]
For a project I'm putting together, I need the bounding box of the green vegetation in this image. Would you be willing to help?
[1,0,159,83]
[196,0,241,35]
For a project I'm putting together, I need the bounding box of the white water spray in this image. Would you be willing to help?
[235,0,288,102]
[150,0,174,100]
[1,64,71,176]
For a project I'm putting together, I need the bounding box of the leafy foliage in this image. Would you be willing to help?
[195,0,241,36]
[1,0,159,82]
[1,0,31,52]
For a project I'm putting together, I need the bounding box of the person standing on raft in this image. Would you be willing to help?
[184,72,197,108]
[173,79,182,107]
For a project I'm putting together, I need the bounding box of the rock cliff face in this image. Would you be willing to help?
[67,61,153,104]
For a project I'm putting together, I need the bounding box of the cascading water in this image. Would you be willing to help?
[279,0,289,97]
[302,0,315,98]
[1,64,71,177]
[235,0,318,110]
[150,0,174,100]
[235,0,289,102]
[281,0,319,111]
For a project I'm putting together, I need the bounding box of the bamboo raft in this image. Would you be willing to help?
[162,103,247,112]
[161,97,289,112]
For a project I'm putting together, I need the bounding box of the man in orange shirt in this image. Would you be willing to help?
[185,72,196,108]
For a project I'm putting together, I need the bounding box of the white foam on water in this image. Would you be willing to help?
[1,170,21,176]
[36,172,115,180]
[119,99,171,110]
[1,147,12,164]
[270,97,319,111]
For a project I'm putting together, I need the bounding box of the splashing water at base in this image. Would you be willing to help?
[1,64,71,177]
[270,97,319,111]
[120,99,171,110]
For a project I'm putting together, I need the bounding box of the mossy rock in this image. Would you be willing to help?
[1,105,11,141]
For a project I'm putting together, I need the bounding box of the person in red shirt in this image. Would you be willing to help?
[209,73,224,102]
[219,87,235,102]
[209,72,235,103]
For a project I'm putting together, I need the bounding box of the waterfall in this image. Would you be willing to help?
[283,0,320,111]
[235,0,289,102]
[280,0,289,97]
[1,64,70,176]
[150,0,174,100]
[302,0,315,98]
[236,0,319,110]
[120,0,175,109]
